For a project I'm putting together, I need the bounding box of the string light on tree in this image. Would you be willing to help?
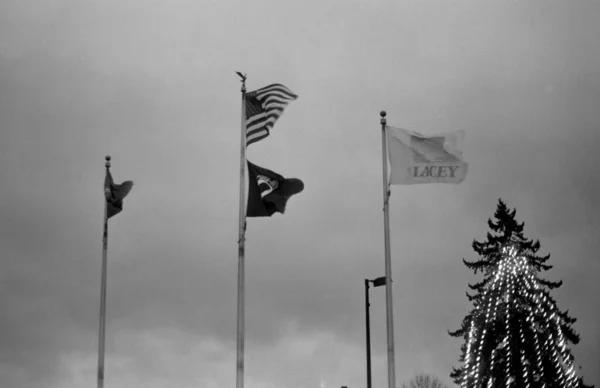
[448,199,594,388]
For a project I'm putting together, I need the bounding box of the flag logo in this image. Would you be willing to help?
[245,83,298,147]
[257,175,279,197]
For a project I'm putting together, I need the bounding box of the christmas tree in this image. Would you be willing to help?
[449,199,593,388]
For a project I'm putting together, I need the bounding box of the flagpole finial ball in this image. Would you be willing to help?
[105,155,111,162]
[380,111,386,118]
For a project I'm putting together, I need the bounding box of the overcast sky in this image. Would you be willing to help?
[1,0,599,387]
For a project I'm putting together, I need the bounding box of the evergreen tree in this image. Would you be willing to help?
[449,199,593,388]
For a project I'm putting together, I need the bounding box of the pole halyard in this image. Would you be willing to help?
[380,111,396,388]
[97,155,111,388]
[236,73,247,388]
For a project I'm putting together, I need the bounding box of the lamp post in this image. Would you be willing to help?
[365,276,386,388]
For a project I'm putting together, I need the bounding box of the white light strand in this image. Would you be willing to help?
[552,312,578,387]
[519,322,530,388]
[485,293,503,386]
[548,329,567,386]
[469,259,506,387]
[530,279,547,387]
[514,259,532,388]
[463,320,476,388]
[504,257,514,387]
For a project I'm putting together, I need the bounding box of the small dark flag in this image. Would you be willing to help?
[246,161,304,217]
[104,170,133,219]
[372,277,386,287]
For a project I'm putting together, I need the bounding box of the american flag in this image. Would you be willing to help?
[245,83,298,146]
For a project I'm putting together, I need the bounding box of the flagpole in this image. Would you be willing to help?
[380,111,396,388]
[236,74,247,388]
[97,155,110,388]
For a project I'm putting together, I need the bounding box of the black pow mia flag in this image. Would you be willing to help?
[246,160,304,217]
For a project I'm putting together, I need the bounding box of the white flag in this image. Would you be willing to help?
[386,126,468,185]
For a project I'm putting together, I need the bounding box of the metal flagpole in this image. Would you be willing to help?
[97,155,111,388]
[236,73,248,388]
[379,111,396,388]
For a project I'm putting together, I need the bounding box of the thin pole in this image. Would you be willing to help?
[365,279,373,388]
[97,155,111,388]
[236,75,247,388]
[380,111,396,388]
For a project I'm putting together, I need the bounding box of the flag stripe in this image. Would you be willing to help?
[247,115,280,132]
[246,131,269,146]
[254,84,298,99]
[245,83,297,147]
